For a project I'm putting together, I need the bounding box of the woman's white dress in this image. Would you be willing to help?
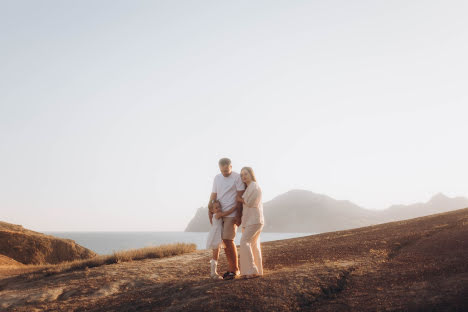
[206,217,225,249]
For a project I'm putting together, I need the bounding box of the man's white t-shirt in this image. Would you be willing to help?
[212,172,245,218]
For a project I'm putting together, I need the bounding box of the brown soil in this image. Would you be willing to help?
[1,208,468,311]
[0,222,96,265]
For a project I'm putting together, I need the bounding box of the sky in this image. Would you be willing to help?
[1,0,467,231]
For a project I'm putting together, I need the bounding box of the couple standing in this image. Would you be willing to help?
[206,158,265,280]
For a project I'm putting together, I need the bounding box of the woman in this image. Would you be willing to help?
[237,167,265,279]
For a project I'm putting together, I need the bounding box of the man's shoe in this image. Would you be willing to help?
[222,271,231,279]
[223,272,238,280]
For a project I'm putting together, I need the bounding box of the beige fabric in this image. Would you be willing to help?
[241,181,264,227]
[222,217,237,240]
[240,223,264,276]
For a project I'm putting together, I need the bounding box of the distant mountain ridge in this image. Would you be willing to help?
[382,193,468,221]
[184,190,468,233]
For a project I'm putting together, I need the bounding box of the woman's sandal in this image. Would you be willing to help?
[244,274,260,279]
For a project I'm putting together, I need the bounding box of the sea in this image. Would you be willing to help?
[45,232,314,255]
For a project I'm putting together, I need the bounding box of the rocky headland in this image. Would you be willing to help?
[0,221,96,265]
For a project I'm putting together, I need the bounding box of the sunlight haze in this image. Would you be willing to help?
[1,0,467,231]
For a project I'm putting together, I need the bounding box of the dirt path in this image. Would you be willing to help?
[1,208,468,311]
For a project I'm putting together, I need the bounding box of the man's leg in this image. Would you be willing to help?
[222,217,239,274]
[232,241,239,273]
[223,239,239,273]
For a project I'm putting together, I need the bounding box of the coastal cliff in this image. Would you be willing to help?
[0,221,96,265]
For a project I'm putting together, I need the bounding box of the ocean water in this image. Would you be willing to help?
[45,231,314,255]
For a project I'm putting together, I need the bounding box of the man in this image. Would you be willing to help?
[208,157,245,280]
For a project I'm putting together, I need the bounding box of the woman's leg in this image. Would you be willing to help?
[251,225,263,275]
[240,224,263,276]
[240,227,255,275]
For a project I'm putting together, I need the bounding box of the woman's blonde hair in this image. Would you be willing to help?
[241,167,257,182]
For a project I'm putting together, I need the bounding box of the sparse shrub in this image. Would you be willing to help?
[18,243,196,277]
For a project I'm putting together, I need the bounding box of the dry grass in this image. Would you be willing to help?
[5,243,196,277]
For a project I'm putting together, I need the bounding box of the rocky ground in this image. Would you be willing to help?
[1,208,468,311]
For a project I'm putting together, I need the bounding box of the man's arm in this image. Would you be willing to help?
[234,190,245,226]
[215,204,236,219]
[208,192,217,212]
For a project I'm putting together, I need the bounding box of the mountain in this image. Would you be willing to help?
[185,190,382,233]
[184,207,211,232]
[262,190,381,232]
[0,221,96,265]
[184,190,468,233]
[381,193,468,221]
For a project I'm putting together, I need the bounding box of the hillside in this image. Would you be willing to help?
[185,190,468,233]
[0,255,23,266]
[1,207,467,311]
[0,221,96,265]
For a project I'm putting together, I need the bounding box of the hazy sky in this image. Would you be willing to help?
[1,1,467,231]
